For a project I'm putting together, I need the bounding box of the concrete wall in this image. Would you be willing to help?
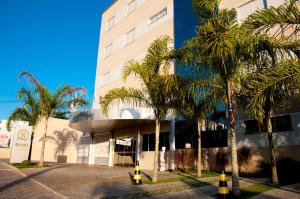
[31,117,83,164]
[0,148,11,160]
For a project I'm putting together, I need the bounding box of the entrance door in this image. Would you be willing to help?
[77,135,90,164]
[114,137,136,167]
[94,134,110,165]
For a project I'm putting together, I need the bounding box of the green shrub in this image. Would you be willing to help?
[21,160,31,166]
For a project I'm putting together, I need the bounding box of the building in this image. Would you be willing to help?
[70,0,198,170]
[70,0,300,172]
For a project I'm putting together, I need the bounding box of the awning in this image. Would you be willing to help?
[69,109,171,133]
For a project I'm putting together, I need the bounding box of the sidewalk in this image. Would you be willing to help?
[0,162,65,199]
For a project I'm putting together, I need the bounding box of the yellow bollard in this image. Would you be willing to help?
[218,171,229,199]
[133,160,142,185]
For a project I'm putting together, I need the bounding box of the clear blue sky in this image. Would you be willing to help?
[0,0,113,120]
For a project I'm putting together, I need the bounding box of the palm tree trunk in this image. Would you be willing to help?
[39,118,48,167]
[197,120,202,177]
[28,130,34,162]
[266,111,279,184]
[152,119,161,183]
[226,80,240,196]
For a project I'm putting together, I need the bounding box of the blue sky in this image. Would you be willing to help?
[0,0,113,120]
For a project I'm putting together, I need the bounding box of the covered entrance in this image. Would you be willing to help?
[114,137,136,167]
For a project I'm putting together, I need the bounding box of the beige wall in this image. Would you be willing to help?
[31,117,83,164]
[0,148,11,160]
[94,0,175,110]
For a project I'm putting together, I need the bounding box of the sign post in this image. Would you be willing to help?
[10,125,32,163]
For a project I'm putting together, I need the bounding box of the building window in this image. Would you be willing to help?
[105,43,113,57]
[149,7,167,24]
[237,0,264,22]
[102,71,111,86]
[107,16,115,30]
[127,0,136,15]
[125,28,135,45]
[244,115,293,134]
[99,95,102,103]
[142,132,170,151]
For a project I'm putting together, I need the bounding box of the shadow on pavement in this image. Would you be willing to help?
[0,163,71,193]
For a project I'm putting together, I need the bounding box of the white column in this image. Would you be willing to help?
[169,120,176,170]
[108,129,115,167]
[136,126,141,162]
[108,138,115,166]
[88,133,94,165]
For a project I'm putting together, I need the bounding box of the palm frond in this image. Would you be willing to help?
[7,108,31,131]
[101,87,151,116]
[240,59,300,122]
[242,0,300,37]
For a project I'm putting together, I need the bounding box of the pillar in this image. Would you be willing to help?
[169,120,176,170]
[136,125,142,162]
[108,129,115,167]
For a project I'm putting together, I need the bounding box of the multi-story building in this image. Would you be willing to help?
[70,0,197,170]
[71,0,300,171]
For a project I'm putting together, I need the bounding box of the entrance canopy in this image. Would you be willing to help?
[69,109,171,133]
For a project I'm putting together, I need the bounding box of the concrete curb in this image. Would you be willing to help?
[2,162,68,199]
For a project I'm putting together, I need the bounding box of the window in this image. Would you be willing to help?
[125,28,135,45]
[244,115,292,134]
[142,132,170,151]
[149,7,167,24]
[105,43,113,57]
[99,95,102,103]
[107,16,115,30]
[102,71,110,86]
[127,0,136,15]
[237,0,264,22]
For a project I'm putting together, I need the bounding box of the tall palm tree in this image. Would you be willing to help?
[238,0,300,183]
[101,36,178,183]
[7,88,42,161]
[19,72,89,167]
[186,5,246,194]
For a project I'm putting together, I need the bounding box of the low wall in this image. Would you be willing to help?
[31,117,83,164]
[174,145,300,173]
[0,148,11,160]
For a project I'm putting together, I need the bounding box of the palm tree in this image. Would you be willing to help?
[7,88,42,161]
[19,72,89,167]
[237,0,300,183]
[186,5,245,194]
[101,36,178,183]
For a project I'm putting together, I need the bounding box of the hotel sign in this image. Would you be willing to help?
[10,125,32,163]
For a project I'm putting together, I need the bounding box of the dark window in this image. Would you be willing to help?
[175,120,227,149]
[142,132,169,151]
[244,115,292,134]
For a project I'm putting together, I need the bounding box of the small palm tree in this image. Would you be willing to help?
[238,0,300,184]
[101,36,177,183]
[19,72,89,167]
[186,5,245,194]
[7,88,41,161]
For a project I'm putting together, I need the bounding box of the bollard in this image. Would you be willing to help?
[133,160,142,185]
[218,171,229,199]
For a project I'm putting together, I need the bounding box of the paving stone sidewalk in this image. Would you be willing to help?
[0,162,64,199]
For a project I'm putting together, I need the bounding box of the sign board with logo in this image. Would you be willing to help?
[10,125,32,163]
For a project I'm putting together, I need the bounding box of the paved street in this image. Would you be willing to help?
[0,162,64,199]
[0,161,299,199]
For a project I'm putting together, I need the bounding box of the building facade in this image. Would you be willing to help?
[70,0,300,171]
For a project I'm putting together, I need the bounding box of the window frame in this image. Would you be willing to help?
[107,15,115,31]
[149,7,167,25]
[127,0,137,15]
[125,28,135,45]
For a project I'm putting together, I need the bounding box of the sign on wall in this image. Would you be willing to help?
[0,132,11,147]
[10,125,32,163]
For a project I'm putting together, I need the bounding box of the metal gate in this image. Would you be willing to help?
[94,134,110,165]
[77,135,90,164]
